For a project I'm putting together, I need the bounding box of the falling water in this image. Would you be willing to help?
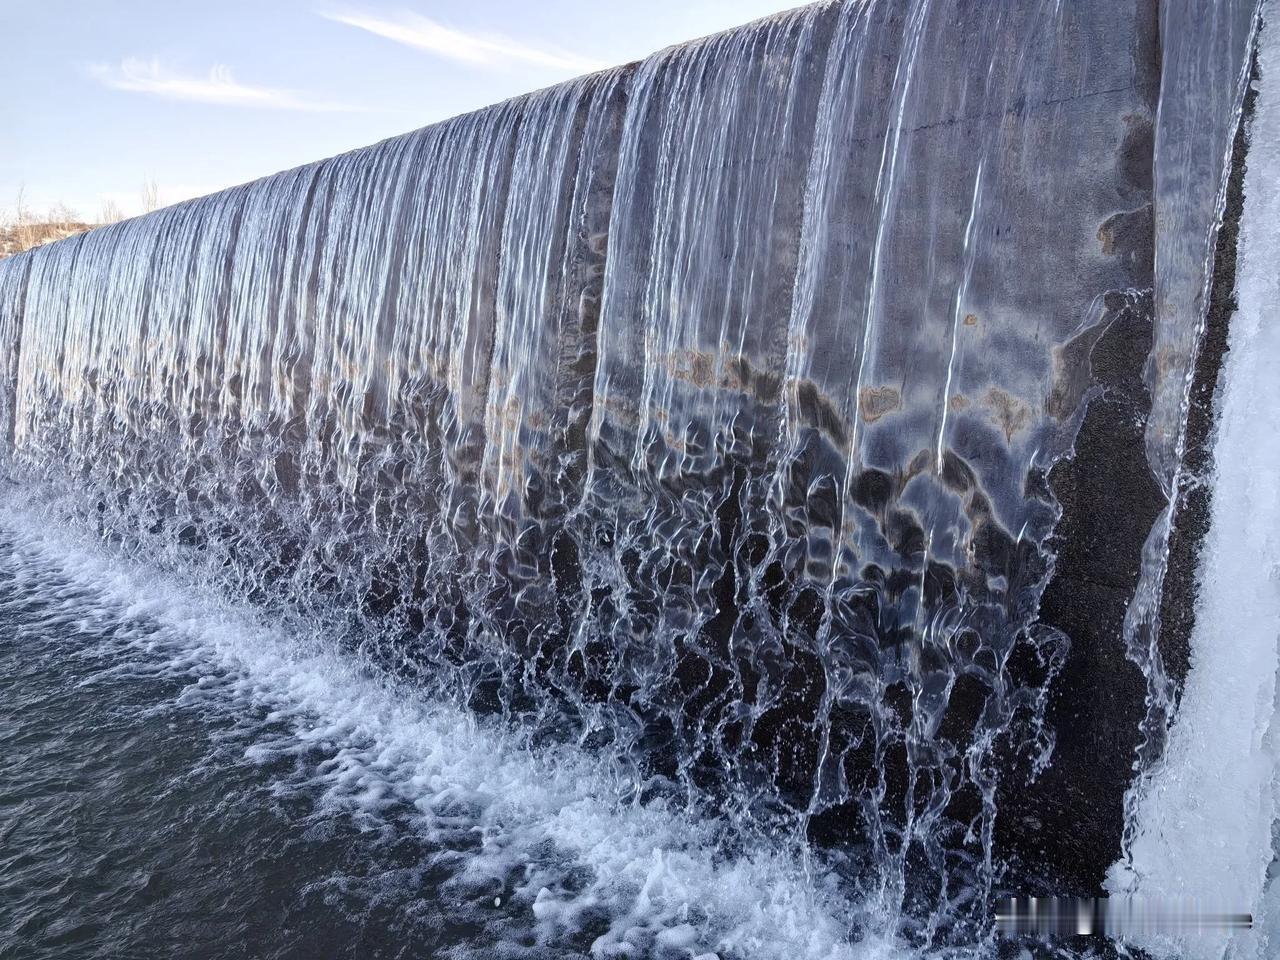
[0,0,1268,954]
[1108,4,1280,960]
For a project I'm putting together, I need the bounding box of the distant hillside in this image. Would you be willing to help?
[0,219,101,260]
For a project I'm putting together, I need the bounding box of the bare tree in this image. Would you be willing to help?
[100,199,126,224]
[14,185,35,251]
[47,201,80,225]
[141,178,161,214]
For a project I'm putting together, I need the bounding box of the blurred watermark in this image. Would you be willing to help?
[995,897,1253,937]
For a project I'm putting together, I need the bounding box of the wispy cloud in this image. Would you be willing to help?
[321,9,608,74]
[87,58,362,112]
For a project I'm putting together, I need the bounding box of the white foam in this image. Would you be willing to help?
[1106,5,1280,957]
[0,501,907,960]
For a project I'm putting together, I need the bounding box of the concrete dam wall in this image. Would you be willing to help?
[0,0,1264,948]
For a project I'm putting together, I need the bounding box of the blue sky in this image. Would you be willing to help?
[2,1,803,221]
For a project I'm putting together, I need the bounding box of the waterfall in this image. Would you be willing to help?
[0,0,1266,951]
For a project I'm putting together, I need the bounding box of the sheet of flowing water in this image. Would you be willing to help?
[1108,3,1280,957]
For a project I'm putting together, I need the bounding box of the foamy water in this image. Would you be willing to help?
[0,499,914,960]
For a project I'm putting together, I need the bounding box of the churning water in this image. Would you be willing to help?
[0,504,879,960]
[0,0,1276,957]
